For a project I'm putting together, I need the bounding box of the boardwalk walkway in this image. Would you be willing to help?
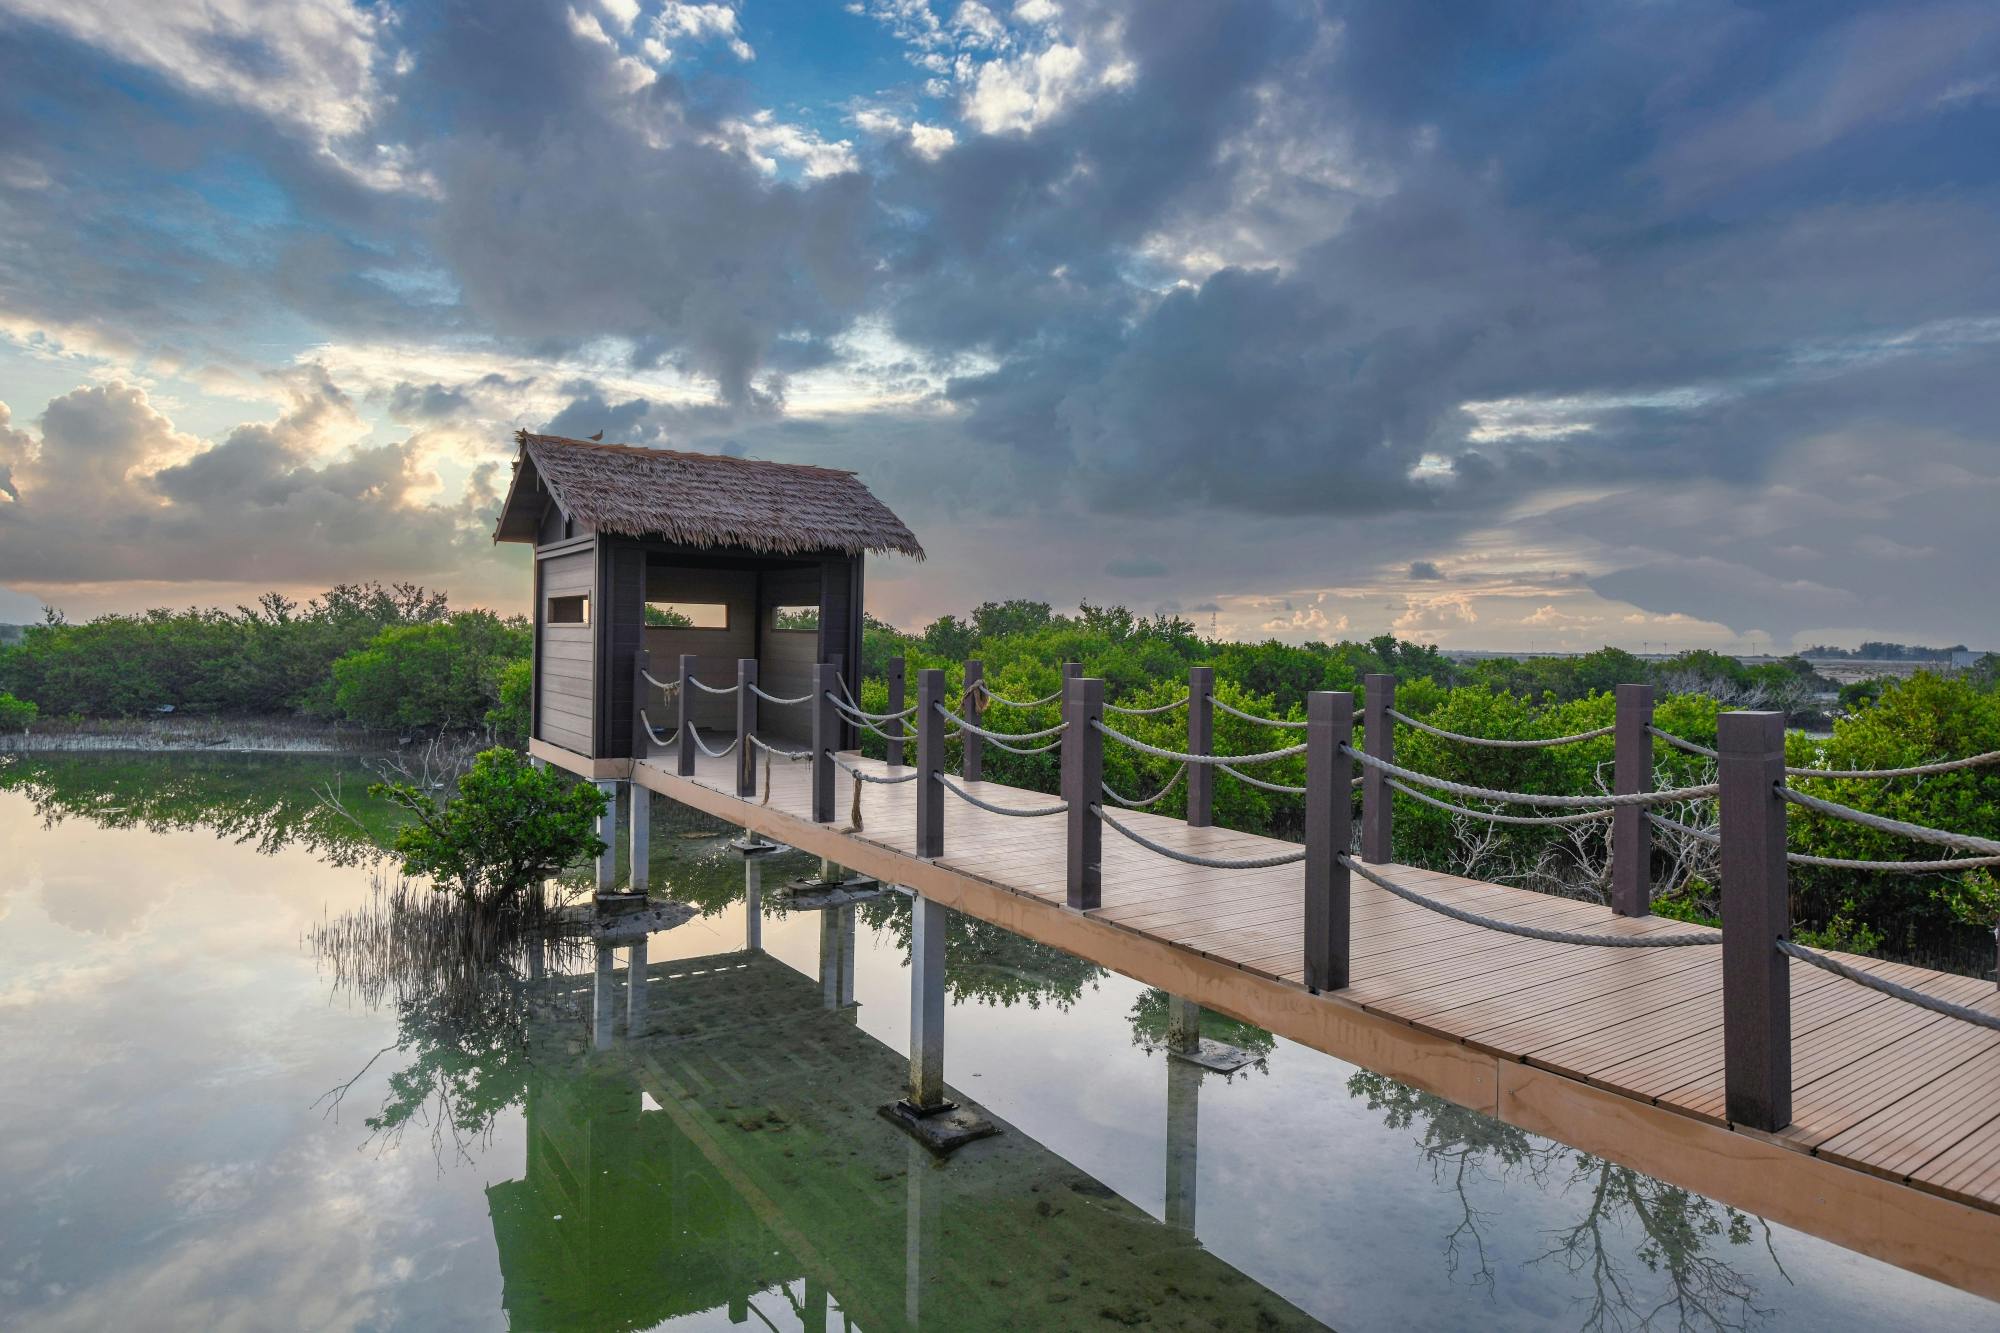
[563,734,2000,1300]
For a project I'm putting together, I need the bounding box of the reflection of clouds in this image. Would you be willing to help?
[36,865,163,939]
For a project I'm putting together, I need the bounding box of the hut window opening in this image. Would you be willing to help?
[548,594,589,625]
[771,605,819,633]
[647,601,728,629]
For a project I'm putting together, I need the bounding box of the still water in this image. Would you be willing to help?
[0,752,1993,1331]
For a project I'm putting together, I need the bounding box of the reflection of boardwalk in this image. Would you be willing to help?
[599,743,2000,1300]
[488,946,1329,1331]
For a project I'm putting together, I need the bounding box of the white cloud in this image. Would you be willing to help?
[654,3,754,60]
[713,111,859,178]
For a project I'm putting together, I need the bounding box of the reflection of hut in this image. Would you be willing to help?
[493,433,922,761]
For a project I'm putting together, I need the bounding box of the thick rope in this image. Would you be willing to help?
[1341,857,1720,948]
[688,677,740,695]
[1647,726,1718,759]
[638,709,674,746]
[749,735,811,760]
[1776,787,2000,856]
[825,692,917,723]
[1776,940,2000,1032]
[934,774,1068,817]
[1216,762,1306,795]
[828,754,919,784]
[1106,695,1190,716]
[688,729,739,759]
[1646,812,2000,872]
[1209,695,1306,728]
[1095,805,1306,869]
[1390,778,1616,826]
[1390,709,1614,749]
[639,670,681,692]
[748,684,812,707]
[975,682,1063,709]
[1343,745,1718,808]
[1096,720,1307,767]
[1102,764,1187,809]
[942,705,1067,742]
[1783,750,2000,780]
[977,732,1064,756]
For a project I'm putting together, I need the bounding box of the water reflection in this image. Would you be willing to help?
[857,892,1109,1011]
[1347,1072,1782,1331]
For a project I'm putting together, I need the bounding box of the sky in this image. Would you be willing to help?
[0,1,1995,652]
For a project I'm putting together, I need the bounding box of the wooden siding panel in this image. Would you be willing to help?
[536,547,597,755]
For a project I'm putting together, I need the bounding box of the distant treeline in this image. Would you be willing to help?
[1802,641,1969,661]
[0,583,530,740]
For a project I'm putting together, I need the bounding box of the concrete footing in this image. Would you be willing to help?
[879,1099,998,1155]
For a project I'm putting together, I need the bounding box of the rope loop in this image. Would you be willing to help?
[1390,709,1614,749]
[1106,695,1190,717]
[1390,778,1615,826]
[1095,719,1306,767]
[687,729,739,759]
[1342,857,1720,948]
[748,684,812,707]
[1101,764,1188,809]
[934,774,1068,817]
[974,681,1064,709]
[828,754,919,784]
[1776,940,2000,1032]
[688,677,740,696]
[1343,745,1716,808]
[1776,786,2000,856]
[1095,805,1307,869]
[639,670,681,692]
[943,704,1068,743]
[1208,695,1306,728]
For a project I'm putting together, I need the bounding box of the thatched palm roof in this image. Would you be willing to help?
[494,432,923,558]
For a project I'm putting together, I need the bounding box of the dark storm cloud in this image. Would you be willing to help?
[1408,562,1444,582]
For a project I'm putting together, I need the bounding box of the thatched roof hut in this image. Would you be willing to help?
[495,432,922,559]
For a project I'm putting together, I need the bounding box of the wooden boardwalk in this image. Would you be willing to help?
[549,736,2000,1300]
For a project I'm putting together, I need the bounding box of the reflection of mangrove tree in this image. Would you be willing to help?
[0,751,401,863]
[1347,1072,1782,1332]
[858,893,1108,1010]
[1126,987,1276,1066]
[307,875,590,1165]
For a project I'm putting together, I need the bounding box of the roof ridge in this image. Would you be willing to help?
[517,431,858,476]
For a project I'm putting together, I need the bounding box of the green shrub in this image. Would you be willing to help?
[0,691,37,731]
[488,658,534,746]
[329,611,530,734]
[372,747,605,906]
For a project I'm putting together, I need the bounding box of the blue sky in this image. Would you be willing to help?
[0,0,1996,650]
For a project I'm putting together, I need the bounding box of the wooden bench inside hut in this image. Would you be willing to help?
[494,431,923,768]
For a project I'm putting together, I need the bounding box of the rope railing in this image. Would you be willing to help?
[748,735,811,760]
[638,710,674,746]
[1390,709,1614,749]
[1646,811,2000,873]
[639,669,681,692]
[976,732,1064,756]
[1343,745,1718,808]
[1095,805,1306,869]
[940,705,1067,743]
[1390,778,1616,827]
[1776,786,2000,856]
[687,729,739,760]
[748,684,813,707]
[1096,719,1306,767]
[1215,762,1306,795]
[1102,764,1187,809]
[1209,695,1306,728]
[934,773,1067,818]
[1650,725,2000,781]
[687,677,740,695]
[1776,940,2000,1033]
[1341,857,1721,948]
[826,691,917,723]
[1106,695,1190,717]
[973,682,1063,709]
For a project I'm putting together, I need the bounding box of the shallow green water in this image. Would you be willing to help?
[0,752,1993,1330]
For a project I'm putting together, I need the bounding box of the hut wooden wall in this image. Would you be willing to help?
[641,564,757,736]
[536,542,597,755]
[758,565,821,744]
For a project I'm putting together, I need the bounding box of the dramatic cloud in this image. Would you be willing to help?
[0,0,1994,646]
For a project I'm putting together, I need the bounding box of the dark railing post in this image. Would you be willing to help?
[676,653,697,777]
[1719,710,1791,1132]
[735,657,758,798]
[962,659,984,781]
[1063,676,1105,910]
[1187,665,1214,827]
[811,662,839,823]
[1362,673,1395,863]
[1060,660,1082,724]
[1612,683,1655,917]
[886,655,907,768]
[631,648,652,760]
[1305,690,1353,991]
[915,668,945,857]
